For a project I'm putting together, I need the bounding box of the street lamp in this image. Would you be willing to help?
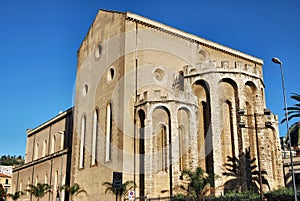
[238,109,272,201]
[272,57,298,201]
[56,130,65,201]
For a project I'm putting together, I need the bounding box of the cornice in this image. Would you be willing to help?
[12,149,69,172]
[26,107,73,137]
[126,12,264,65]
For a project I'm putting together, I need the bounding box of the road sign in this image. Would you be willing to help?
[128,190,135,200]
[113,172,122,190]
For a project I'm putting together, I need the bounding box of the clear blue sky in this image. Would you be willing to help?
[0,0,299,156]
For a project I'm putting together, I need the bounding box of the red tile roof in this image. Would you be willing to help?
[0,173,11,178]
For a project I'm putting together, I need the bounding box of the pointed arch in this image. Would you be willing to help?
[152,105,172,196]
[177,107,191,171]
[51,135,56,154]
[43,139,47,157]
[137,109,146,198]
[245,81,258,160]
[35,142,39,160]
[219,78,239,164]
[192,79,213,174]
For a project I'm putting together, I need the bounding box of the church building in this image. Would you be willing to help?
[12,9,284,201]
[72,10,284,200]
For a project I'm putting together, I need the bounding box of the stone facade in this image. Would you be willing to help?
[12,108,73,201]
[72,9,284,200]
[0,173,12,200]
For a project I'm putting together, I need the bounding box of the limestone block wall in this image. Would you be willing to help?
[73,9,284,200]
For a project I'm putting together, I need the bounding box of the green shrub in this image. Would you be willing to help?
[204,190,260,201]
[171,194,195,201]
[264,187,299,201]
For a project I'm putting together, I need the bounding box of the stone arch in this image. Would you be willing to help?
[152,106,172,196]
[219,78,239,164]
[137,109,146,198]
[245,81,257,161]
[192,79,213,174]
[245,81,257,107]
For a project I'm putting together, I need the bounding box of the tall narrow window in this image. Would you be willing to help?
[54,171,58,190]
[158,125,167,171]
[105,103,112,162]
[178,126,184,171]
[19,180,23,192]
[35,176,39,185]
[44,174,48,184]
[92,110,98,165]
[27,179,30,195]
[51,135,56,154]
[60,131,65,150]
[35,143,39,160]
[43,139,47,157]
[79,116,86,168]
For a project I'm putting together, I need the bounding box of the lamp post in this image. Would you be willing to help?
[272,57,297,201]
[57,130,65,201]
[238,109,271,201]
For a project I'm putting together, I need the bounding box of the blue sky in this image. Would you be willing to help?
[0,0,299,156]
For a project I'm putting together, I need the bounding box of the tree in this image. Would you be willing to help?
[102,180,136,201]
[0,184,6,201]
[0,155,24,166]
[180,167,214,201]
[26,183,52,201]
[280,93,300,147]
[7,191,24,200]
[60,183,86,197]
[284,122,300,147]
[281,93,300,123]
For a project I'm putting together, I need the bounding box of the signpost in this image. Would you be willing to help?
[113,172,122,201]
[128,191,135,201]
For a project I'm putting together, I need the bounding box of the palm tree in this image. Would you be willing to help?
[181,167,214,201]
[281,93,300,123]
[6,191,24,200]
[284,122,300,147]
[102,180,136,201]
[60,183,86,197]
[280,93,300,148]
[26,183,52,201]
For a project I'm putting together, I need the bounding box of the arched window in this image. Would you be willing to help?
[19,180,23,192]
[178,126,184,171]
[27,179,30,195]
[35,176,39,185]
[35,143,39,160]
[105,103,112,162]
[158,124,167,172]
[44,174,48,183]
[51,135,56,154]
[92,110,99,165]
[43,139,47,157]
[221,101,235,164]
[54,170,58,190]
[60,131,65,150]
[79,116,86,168]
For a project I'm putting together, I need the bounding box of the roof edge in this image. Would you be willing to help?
[26,107,73,136]
[126,12,264,65]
